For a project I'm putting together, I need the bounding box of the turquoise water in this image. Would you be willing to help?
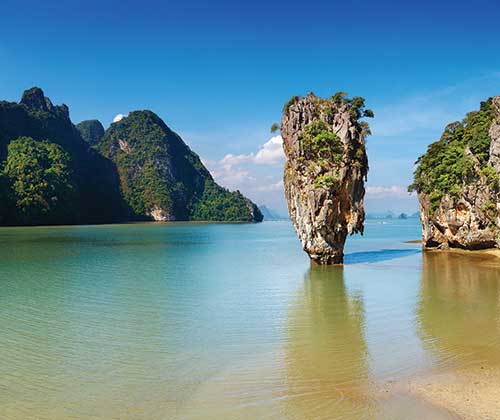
[1,219,499,419]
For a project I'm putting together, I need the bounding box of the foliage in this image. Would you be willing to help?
[0,88,261,225]
[0,88,126,225]
[348,96,375,121]
[99,110,262,222]
[270,122,279,133]
[2,137,77,224]
[313,174,336,188]
[300,120,343,164]
[331,91,348,105]
[482,200,497,219]
[409,98,497,214]
[299,120,345,189]
[283,95,300,113]
[190,180,262,222]
[363,109,375,118]
[76,119,105,145]
[0,174,8,223]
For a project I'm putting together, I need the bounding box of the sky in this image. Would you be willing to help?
[2,0,500,214]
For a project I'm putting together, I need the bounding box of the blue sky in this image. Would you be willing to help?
[2,0,500,213]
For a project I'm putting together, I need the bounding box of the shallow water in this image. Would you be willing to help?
[0,219,499,419]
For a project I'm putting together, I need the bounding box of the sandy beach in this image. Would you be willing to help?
[410,365,500,420]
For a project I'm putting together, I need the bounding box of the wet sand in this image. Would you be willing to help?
[425,247,500,266]
[411,365,500,420]
[412,245,500,419]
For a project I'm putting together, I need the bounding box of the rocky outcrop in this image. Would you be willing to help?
[76,119,105,146]
[0,87,263,226]
[281,93,373,264]
[98,110,263,222]
[0,87,127,225]
[411,97,500,249]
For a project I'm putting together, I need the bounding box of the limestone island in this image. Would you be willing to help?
[410,96,500,250]
[281,92,373,264]
[0,87,263,226]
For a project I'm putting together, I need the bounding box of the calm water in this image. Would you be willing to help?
[1,219,500,419]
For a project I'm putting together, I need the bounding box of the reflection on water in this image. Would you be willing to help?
[282,265,455,420]
[0,220,493,419]
[283,266,369,419]
[417,251,500,367]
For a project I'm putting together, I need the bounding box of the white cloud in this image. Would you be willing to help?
[220,153,253,166]
[255,179,284,192]
[113,113,126,123]
[254,135,284,165]
[371,72,500,138]
[202,157,254,190]
[201,135,286,210]
[215,135,285,168]
[366,185,415,198]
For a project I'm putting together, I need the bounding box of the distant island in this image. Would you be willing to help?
[258,205,289,221]
[365,211,419,220]
[0,88,263,226]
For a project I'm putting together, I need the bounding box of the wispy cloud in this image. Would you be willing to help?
[214,135,285,167]
[366,185,415,198]
[202,135,285,209]
[200,72,500,214]
[371,72,500,138]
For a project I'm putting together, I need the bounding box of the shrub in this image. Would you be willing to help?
[314,174,336,188]
[300,120,343,165]
[410,98,496,214]
[3,136,77,224]
[283,95,300,113]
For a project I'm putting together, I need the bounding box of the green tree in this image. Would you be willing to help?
[409,98,497,214]
[3,137,78,224]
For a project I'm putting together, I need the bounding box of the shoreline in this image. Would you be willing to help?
[425,246,500,265]
[409,365,500,420]
[404,239,500,263]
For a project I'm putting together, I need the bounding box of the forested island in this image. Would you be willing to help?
[0,88,262,226]
[410,96,500,249]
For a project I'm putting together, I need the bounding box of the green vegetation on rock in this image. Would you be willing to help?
[283,95,300,113]
[0,87,126,225]
[98,110,262,222]
[2,137,77,225]
[0,87,262,225]
[287,93,372,190]
[409,99,497,213]
[300,120,343,165]
[76,119,105,145]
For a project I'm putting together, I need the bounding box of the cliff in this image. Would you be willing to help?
[281,93,373,264]
[410,97,500,249]
[0,87,126,225]
[98,110,263,222]
[0,88,262,225]
[76,119,105,145]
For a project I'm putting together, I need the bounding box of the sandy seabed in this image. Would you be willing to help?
[409,365,500,420]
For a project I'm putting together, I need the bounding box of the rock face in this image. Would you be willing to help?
[411,97,500,249]
[0,87,126,225]
[281,93,373,264]
[98,110,263,222]
[76,119,105,145]
[0,87,263,225]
